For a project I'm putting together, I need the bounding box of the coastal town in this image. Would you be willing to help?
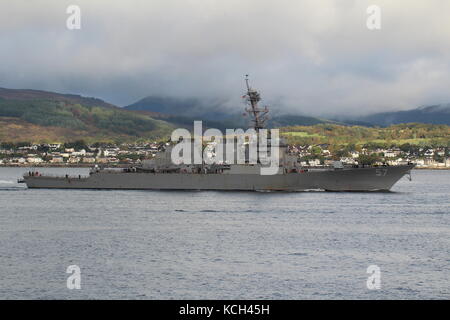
[1,141,449,169]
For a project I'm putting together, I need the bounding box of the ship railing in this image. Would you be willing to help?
[24,172,90,178]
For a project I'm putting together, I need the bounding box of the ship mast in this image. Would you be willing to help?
[244,75,269,131]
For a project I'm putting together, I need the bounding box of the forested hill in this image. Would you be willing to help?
[0,87,118,109]
[280,123,450,148]
[0,88,175,143]
[355,104,450,126]
[1,87,450,145]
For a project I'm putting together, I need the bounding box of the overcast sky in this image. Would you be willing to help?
[1,0,450,116]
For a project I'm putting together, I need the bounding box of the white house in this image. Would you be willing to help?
[68,157,80,163]
[27,157,44,164]
[308,159,321,166]
[340,157,357,164]
[71,149,86,156]
[349,151,360,159]
[48,144,61,149]
[424,149,435,157]
[50,157,64,163]
[104,149,119,157]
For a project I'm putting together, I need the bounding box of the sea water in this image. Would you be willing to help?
[0,167,449,299]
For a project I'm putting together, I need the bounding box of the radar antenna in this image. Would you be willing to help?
[243,75,269,131]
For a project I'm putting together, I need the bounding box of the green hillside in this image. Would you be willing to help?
[280,123,450,148]
[0,95,175,143]
[1,88,449,147]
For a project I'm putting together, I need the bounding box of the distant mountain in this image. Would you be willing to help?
[127,95,450,128]
[124,96,233,120]
[0,88,174,143]
[124,95,335,128]
[268,114,338,128]
[356,104,450,126]
[0,87,117,109]
[5,86,448,144]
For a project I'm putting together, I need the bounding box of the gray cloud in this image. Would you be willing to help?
[1,0,450,116]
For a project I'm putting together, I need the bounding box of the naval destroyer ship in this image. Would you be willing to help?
[23,78,414,191]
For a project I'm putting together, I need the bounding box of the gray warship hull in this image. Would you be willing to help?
[23,165,413,191]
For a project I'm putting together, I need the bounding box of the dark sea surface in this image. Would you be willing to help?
[0,167,449,299]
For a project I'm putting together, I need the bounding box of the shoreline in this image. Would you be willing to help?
[413,167,450,170]
[0,163,131,168]
[1,164,449,170]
